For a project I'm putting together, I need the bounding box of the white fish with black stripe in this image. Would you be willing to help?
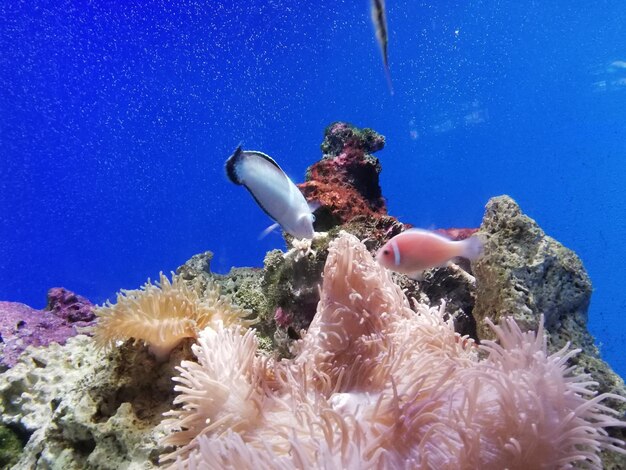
[225,146,316,240]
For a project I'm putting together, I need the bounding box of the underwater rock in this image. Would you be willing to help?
[175,251,265,319]
[474,195,592,345]
[298,122,388,231]
[319,121,385,157]
[418,264,478,338]
[0,335,189,469]
[260,243,329,355]
[205,267,265,316]
[175,255,270,350]
[0,289,95,369]
[473,195,626,467]
[45,287,95,323]
[175,250,214,281]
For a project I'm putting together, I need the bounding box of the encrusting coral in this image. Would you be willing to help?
[160,232,625,469]
[0,287,96,369]
[93,272,253,360]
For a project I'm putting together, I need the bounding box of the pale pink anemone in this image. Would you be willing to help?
[161,232,625,469]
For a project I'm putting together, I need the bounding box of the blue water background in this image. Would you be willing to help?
[1,1,625,376]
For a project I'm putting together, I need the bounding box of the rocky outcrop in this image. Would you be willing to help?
[473,195,626,468]
[0,335,190,469]
[0,289,95,369]
[298,122,388,231]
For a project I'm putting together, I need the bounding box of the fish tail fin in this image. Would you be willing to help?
[461,235,484,261]
[384,63,394,95]
[407,270,425,281]
[307,200,321,213]
[225,145,245,185]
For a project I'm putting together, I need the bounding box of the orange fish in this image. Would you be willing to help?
[376,229,483,279]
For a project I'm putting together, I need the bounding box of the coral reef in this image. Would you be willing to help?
[46,287,96,323]
[211,123,477,357]
[93,272,252,360]
[0,334,181,469]
[473,195,626,467]
[261,245,327,340]
[473,195,591,341]
[252,123,406,353]
[161,233,625,468]
[0,288,95,369]
[298,122,388,231]
[175,252,272,351]
[175,250,214,282]
[2,123,625,469]
[175,251,266,319]
[264,216,405,335]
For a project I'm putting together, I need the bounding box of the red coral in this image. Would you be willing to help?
[298,180,381,228]
[434,228,479,240]
[300,122,388,229]
[274,307,293,328]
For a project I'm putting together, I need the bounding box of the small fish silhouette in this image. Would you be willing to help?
[371,0,393,94]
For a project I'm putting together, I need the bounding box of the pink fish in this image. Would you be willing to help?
[376,229,483,280]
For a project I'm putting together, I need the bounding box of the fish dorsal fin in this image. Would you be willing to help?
[244,150,282,171]
[405,228,451,241]
[225,146,287,186]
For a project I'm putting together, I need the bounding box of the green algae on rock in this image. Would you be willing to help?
[473,195,626,468]
[473,195,592,342]
[0,334,189,469]
[0,424,22,469]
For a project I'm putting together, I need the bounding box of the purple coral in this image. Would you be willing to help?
[0,288,96,368]
[46,287,96,323]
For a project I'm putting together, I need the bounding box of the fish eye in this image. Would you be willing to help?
[383,249,389,255]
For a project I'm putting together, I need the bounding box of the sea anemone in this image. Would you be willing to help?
[93,272,253,360]
[161,322,268,452]
[160,232,625,468]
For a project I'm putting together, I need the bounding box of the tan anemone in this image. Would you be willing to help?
[93,272,253,360]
